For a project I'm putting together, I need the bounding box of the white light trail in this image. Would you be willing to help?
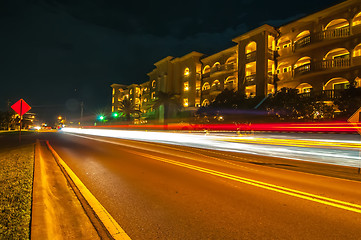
[61,128,360,168]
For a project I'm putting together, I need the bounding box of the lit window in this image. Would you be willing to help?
[130,89,133,94]
[184,81,189,91]
[152,80,156,88]
[151,92,155,99]
[183,98,189,107]
[144,98,148,102]
[184,68,190,76]
[354,48,361,57]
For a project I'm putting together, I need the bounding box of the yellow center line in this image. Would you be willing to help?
[219,138,361,149]
[129,150,361,214]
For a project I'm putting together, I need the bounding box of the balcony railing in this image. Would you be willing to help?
[315,26,350,41]
[314,58,351,71]
[210,65,221,74]
[205,63,236,76]
[298,89,344,100]
[202,71,210,78]
[294,36,311,50]
[245,74,256,86]
[246,51,256,63]
[294,63,311,76]
[268,49,275,60]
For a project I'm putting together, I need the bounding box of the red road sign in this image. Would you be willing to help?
[11,99,31,116]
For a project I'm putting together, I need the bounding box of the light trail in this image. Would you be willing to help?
[61,128,361,168]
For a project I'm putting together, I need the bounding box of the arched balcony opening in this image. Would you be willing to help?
[245,85,256,98]
[353,43,361,57]
[210,62,221,74]
[325,48,350,59]
[184,67,190,76]
[294,57,311,76]
[325,19,349,30]
[296,83,313,95]
[245,62,256,85]
[226,57,236,65]
[324,77,349,90]
[324,77,349,98]
[212,62,221,68]
[276,62,292,81]
[202,82,210,91]
[211,80,221,91]
[353,12,361,26]
[202,99,210,107]
[245,42,257,62]
[203,65,211,74]
[319,19,350,39]
[151,80,156,88]
[317,48,350,69]
[224,76,236,90]
[225,57,237,70]
[353,44,361,66]
[294,30,311,50]
[245,41,257,54]
[276,36,292,56]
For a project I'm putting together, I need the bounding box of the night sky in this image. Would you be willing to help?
[0,0,342,123]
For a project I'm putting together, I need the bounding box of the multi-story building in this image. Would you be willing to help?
[111,0,361,122]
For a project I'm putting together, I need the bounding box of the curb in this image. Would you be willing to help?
[45,141,131,240]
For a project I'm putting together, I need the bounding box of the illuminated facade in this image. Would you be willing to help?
[112,0,361,121]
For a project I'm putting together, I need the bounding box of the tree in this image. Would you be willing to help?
[264,88,305,120]
[0,110,16,130]
[264,88,335,121]
[334,84,361,119]
[117,99,141,122]
[152,91,181,124]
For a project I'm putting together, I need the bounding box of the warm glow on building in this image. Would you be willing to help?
[184,82,189,91]
[184,67,190,76]
[183,98,188,107]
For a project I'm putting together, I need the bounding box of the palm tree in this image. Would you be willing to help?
[118,99,141,122]
[152,91,181,124]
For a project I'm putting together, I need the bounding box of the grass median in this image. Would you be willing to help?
[0,140,34,239]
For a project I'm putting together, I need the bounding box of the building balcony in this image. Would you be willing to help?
[283,27,352,55]
[298,89,344,100]
[267,49,275,60]
[202,89,210,95]
[315,26,350,41]
[209,63,236,75]
[294,36,311,50]
[313,58,351,71]
[294,63,311,77]
[245,74,256,86]
[202,72,211,78]
[267,73,275,84]
[245,51,256,63]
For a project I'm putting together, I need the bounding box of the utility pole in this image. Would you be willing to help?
[80,101,84,126]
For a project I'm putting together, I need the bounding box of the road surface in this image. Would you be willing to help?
[39,131,361,239]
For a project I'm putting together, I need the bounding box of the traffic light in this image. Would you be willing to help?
[112,112,119,118]
[98,115,105,121]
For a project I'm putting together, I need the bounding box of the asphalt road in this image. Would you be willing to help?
[39,132,361,240]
